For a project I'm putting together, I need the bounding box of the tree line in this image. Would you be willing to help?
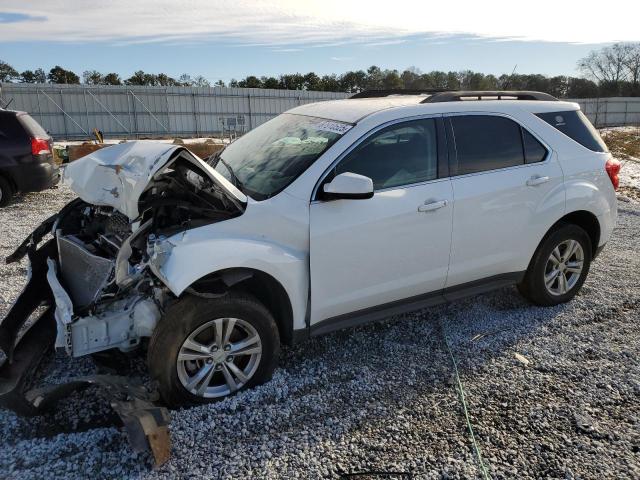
[1,43,638,98]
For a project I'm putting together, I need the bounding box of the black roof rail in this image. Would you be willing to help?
[350,89,451,99]
[421,90,558,103]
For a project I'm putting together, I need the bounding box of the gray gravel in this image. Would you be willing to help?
[0,185,639,480]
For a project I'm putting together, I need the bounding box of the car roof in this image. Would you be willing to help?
[287,96,580,124]
[288,96,426,124]
[0,108,23,116]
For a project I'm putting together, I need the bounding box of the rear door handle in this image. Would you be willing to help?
[418,199,448,213]
[526,175,550,187]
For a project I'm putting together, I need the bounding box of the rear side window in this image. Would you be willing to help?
[535,110,607,153]
[450,115,524,175]
[0,113,28,139]
[18,114,49,138]
[335,118,438,190]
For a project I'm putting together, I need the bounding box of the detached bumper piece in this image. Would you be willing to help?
[0,329,171,466]
[0,216,171,467]
[24,376,172,467]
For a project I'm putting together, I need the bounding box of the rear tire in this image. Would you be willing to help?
[0,176,13,207]
[518,224,592,306]
[147,293,280,408]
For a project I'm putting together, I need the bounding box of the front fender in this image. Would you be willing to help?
[151,235,308,331]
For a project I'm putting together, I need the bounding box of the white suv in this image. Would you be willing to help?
[0,90,619,409]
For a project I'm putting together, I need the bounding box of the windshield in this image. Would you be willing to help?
[211,113,351,200]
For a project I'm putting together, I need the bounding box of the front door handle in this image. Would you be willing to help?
[526,175,550,187]
[418,199,448,213]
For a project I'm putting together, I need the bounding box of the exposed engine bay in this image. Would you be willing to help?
[0,143,245,465]
[50,151,242,357]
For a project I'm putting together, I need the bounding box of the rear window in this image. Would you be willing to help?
[535,110,607,153]
[17,114,49,138]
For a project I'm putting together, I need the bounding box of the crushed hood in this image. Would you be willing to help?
[63,142,246,220]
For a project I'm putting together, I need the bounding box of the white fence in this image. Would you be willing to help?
[569,97,640,128]
[0,83,349,140]
[0,83,637,139]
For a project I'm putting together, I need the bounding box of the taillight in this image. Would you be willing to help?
[31,137,51,156]
[605,157,621,191]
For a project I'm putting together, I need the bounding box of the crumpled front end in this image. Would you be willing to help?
[0,199,173,464]
[0,142,245,465]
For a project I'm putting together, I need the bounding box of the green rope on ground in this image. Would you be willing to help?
[441,320,492,480]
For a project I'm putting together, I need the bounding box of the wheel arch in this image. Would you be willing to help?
[0,170,17,192]
[186,267,295,345]
[544,210,601,257]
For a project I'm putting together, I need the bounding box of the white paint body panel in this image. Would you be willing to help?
[61,97,618,337]
[156,192,310,331]
[310,179,453,323]
[446,152,565,287]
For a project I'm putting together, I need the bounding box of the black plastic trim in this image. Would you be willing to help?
[321,190,374,201]
[423,90,558,103]
[309,271,525,337]
[350,89,451,99]
[593,244,606,260]
[436,117,449,179]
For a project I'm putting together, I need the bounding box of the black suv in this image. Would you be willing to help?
[0,109,60,206]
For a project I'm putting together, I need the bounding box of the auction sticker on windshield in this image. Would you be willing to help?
[315,121,352,135]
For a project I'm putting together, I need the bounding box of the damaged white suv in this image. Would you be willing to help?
[0,91,619,410]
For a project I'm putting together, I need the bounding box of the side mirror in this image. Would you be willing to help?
[322,172,374,200]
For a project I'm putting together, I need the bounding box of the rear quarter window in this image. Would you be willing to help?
[535,110,608,153]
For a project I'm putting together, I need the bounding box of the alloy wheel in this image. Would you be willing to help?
[176,317,262,398]
[544,239,584,296]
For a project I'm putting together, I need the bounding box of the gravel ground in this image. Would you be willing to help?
[0,183,639,479]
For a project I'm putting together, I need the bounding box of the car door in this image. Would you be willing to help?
[444,113,565,290]
[309,117,453,327]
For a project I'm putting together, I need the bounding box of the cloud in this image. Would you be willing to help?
[0,12,46,23]
[363,39,407,47]
[0,1,638,45]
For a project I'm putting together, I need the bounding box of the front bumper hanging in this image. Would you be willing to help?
[0,217,171,467]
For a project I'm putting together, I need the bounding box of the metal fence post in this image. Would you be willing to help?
[192,92,198,137]
[165,88,171,137]
[130,91,139,138]
[83,87,89,134]
[60,89,69,138]
[36,89,42,126]
[247,94,253,130]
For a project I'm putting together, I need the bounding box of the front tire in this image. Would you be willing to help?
[147,293,280,408]
[0,176,14,207]
[518,224,592,306]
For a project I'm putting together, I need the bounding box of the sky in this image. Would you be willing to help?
[1,0,639,83]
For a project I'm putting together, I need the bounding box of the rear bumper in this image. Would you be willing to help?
[10,160,60,193]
